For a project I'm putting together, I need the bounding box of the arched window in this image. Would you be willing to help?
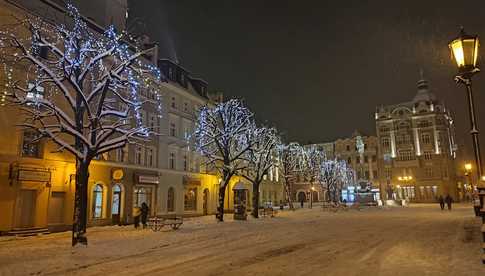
[92,184,103,218]
[112,185,122,215]
[167,187,175,212]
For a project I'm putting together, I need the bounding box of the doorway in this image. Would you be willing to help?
[48,192,65,224]
[203,189,209,215]
[111,185,122,224]
[17,189,36,228]
[297,191,306,202]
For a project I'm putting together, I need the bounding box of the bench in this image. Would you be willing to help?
[260,207,277,217]
[322,202,348,212]
[148,215,183,232]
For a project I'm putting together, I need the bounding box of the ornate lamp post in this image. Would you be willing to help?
[464,163,474,194]
[449,27,483,185]
[310,186,315,208]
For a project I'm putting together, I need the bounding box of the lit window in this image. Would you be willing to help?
[381,137,390,148]
[133,186,152,208]
[26,83,44,103]
[184,187,197,211]
[92,184,103,219]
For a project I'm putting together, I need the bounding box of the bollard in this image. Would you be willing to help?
[478,187,485,264]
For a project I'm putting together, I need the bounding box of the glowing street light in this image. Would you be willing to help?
[449,27,483,186]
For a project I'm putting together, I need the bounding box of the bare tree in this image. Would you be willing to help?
[241,127,279,218]
[0,5,161,246]
[276,142,303,210]
[194,99,255,221]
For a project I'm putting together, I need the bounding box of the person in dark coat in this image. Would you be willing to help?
[438,195,445,211]
[300,198,304,208]
[445,195,453,211]
[133,206,141,229]
[141,202,150,229]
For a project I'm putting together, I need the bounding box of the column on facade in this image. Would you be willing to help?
[413,127,421,156]
[390,130,397,158]
[433,127,440,154]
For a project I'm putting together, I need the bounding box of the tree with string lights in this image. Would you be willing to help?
[276,142,304,210]
[0,5,162,246]
[241,126,279,218]
[194,99,255,222]
[320,159,355,203]
[300,145,326,207]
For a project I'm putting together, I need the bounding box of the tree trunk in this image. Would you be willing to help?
[284,178,294,210]
[72,159,89,246]
[251,182,260,218]
[216,184,226,222]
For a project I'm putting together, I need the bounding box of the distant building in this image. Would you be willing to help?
[375,73,458,202]
[334,131,381,202]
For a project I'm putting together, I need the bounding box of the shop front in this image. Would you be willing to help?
[133,173,159,217]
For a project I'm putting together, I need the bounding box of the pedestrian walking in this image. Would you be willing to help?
[438,195,445,211]
[473,194,481,216]
[141,202,150,229]
[300,198,304,208]
[445,194,453,211]
[133,206,141,229]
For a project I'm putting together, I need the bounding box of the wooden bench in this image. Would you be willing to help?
[260,207,277,217]
[148,215,183,232]
[322,202,348,212]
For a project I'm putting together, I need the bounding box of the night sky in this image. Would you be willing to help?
[129,0,485,162]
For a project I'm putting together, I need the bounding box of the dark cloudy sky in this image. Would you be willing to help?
[129,0,485,161]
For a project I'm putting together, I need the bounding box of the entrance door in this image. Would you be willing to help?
[17,190,36,228]
[297,191,306,202]
[203,189,209,215]
[48,192,65,224]
[111,185,122,224]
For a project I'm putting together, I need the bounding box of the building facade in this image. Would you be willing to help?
[375,74,458,202]
[0,0,284,235]
[334,131,381,202]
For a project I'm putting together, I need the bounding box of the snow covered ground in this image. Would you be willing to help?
[0,204,484,276]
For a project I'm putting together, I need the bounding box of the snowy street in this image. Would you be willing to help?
[0,204,484,276]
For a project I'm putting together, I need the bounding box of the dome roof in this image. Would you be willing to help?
[413,70,436,103]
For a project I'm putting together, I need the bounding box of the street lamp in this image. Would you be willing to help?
[449,27,483,186]
[310,186,315,209]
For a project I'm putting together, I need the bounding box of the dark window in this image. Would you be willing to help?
[21,131,41,158]
[167,187,175,212]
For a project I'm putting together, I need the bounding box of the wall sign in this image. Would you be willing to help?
[112,169,124,181]
[138,175,159,184]
[17,169,51,182]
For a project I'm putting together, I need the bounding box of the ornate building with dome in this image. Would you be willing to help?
[375,73,458,202]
